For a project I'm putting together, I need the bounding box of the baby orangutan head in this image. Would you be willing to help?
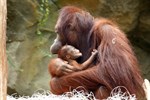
[58,45,82,61]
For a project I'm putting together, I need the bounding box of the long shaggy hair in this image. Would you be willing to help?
[50,6,145,99]
[89,18,145,98]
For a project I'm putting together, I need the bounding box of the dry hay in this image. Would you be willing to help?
[7,86,137,100]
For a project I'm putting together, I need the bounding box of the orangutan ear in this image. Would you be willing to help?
[66,55,70,59]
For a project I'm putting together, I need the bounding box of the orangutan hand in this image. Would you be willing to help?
[55,63,76,76]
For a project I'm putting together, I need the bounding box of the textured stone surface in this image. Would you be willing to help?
[7,0,150,95]
[7,0,57,95]
[134,46,150,79]
[139,12,150,33]
[138,11,150,45]
[97,0,140,32]
[54,0,140,32]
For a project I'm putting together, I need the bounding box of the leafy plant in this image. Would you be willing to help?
[37,0,50,35]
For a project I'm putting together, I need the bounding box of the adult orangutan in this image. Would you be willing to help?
[49,6,145,99]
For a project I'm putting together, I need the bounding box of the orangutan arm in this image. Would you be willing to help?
[49,58,77,77]
[80,49,98,70]
[50,67,101,95]
[68,49,98,71]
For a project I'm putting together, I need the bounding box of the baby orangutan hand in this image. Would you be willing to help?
[91,49,98,56]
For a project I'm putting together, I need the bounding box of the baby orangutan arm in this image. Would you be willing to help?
[79,49,98,70]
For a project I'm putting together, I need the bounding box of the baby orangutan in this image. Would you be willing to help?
[49,45,98,77]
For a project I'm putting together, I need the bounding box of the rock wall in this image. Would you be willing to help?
[7,0,150,95]
[7,0,58,95]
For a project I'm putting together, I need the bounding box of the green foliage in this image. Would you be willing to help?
[37,0,50,35]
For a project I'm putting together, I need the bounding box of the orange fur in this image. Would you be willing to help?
[49,6,145,99]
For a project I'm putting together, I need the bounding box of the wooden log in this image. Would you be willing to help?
[0,0,7,100]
